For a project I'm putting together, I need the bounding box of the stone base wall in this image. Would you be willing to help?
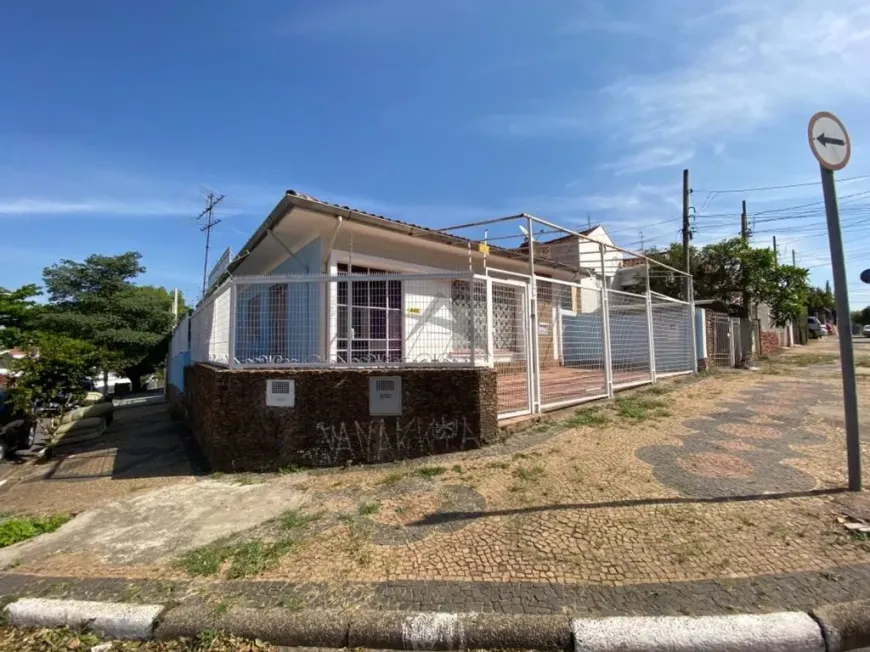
[166,384,186,421]
[183,365,499,472]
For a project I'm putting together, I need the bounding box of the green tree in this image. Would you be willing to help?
[807,285,835,311]
[39,252,176,392]
[0,284,42,349]
[8,333,97,446]
[851,306,870,325]
[642,237,809,325]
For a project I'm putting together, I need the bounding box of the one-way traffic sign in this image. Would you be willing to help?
[808,111,851,170]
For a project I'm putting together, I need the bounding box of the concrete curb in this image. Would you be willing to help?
[5,597,870,650]
[813,599,870,652]
[572,612,825,652]
[6,598,164,640]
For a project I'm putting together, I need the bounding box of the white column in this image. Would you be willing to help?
[228,281,238,368]
[645,262,657,384]
[600,244,614,398]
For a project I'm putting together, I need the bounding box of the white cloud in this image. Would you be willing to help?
[600,147,695,175]
[482,1,870,174]
[0,198,201,217]
[605,0,870,168]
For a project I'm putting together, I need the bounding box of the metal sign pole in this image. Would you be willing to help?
[820,165,862,491]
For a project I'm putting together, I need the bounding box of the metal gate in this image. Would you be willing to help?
[730,317,742,367]
[708,312,734,368]
[537,278,608,411]
[493,279,532,419]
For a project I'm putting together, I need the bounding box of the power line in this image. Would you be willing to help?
[693,174,870,195]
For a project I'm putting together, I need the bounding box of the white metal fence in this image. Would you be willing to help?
[187,269,697,420]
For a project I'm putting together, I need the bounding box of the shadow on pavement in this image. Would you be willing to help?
[408,487,849,527]
[29,393,208,482]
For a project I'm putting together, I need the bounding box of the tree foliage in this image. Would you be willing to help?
[39,252,177,390]
[7,333,96,420]
[643,238,809,326]
[807,285,835,311]
[0,284,42,349]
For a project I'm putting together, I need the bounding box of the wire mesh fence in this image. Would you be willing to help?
[492,279,530,418]
[190,282,231,366]
[650,293,696,376]
[186,255,697,419]
[608,289,653,388]
[536,278,607,410]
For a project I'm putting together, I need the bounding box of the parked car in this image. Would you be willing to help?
[863,325,870,338]
[0,385,35,460]
[808,316,824,339]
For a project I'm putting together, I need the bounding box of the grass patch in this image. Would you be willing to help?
[279,509,320,531]
[641,384,674,396]
[417,466,447,478]
[534,423,554,433]
[0,514,70,548]
[344,520,373,566]
[279,463,306,474]
[849,530,870,542]
[452,464,463,474]
[778,353,839,366]
[376,471,407,486]
[512,465,545,483]
[176,535,296,579]
[225,539,295,579]
[615,395,671,421]
[565,408,611,428]
[854,358,870,368]
[486,461,510,470]
[278,595,307,611]
[357,501,381,516]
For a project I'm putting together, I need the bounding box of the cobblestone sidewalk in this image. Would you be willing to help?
[2,348,869,617]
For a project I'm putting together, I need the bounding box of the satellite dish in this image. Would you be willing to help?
[861,269,870,284]
[518,225,537,242]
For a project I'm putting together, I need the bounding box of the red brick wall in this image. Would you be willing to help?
[760,330,781,356]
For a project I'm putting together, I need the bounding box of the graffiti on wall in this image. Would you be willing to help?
[306,416,481,465]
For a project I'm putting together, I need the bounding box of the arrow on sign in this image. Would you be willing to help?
[817,133,846,147]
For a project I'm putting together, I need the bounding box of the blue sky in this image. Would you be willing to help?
[2,0,870,305]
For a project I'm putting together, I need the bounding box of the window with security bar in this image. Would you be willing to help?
[336,264,403,363]
[450,279,487,354]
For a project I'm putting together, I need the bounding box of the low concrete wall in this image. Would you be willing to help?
[183,365,499,472]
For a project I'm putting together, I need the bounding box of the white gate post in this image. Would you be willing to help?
[645,262,657,384]
[527,216,541,413]
[600,243,614,398]
[228,280,238,369]
[689,276,698,373]
[486,277,495,367]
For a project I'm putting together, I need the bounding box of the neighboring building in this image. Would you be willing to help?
[169,191,696,472]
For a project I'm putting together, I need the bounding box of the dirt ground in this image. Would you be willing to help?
[0,339,869,614]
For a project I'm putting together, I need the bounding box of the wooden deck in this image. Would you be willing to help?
[497,365,652,415]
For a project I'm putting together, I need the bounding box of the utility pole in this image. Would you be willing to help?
[740,200,750,317]
[792,249,797,267]
[773,235,778,267]
[681,168,691,299]
[197,192,225,297]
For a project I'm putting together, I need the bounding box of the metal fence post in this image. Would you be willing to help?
[688,276,698,372]
[527,216,541,413]
[228,280,237,368]
[599,243,614,398]
[645,262,657,384]
[486,276,495,367]
[470,278,476,367]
